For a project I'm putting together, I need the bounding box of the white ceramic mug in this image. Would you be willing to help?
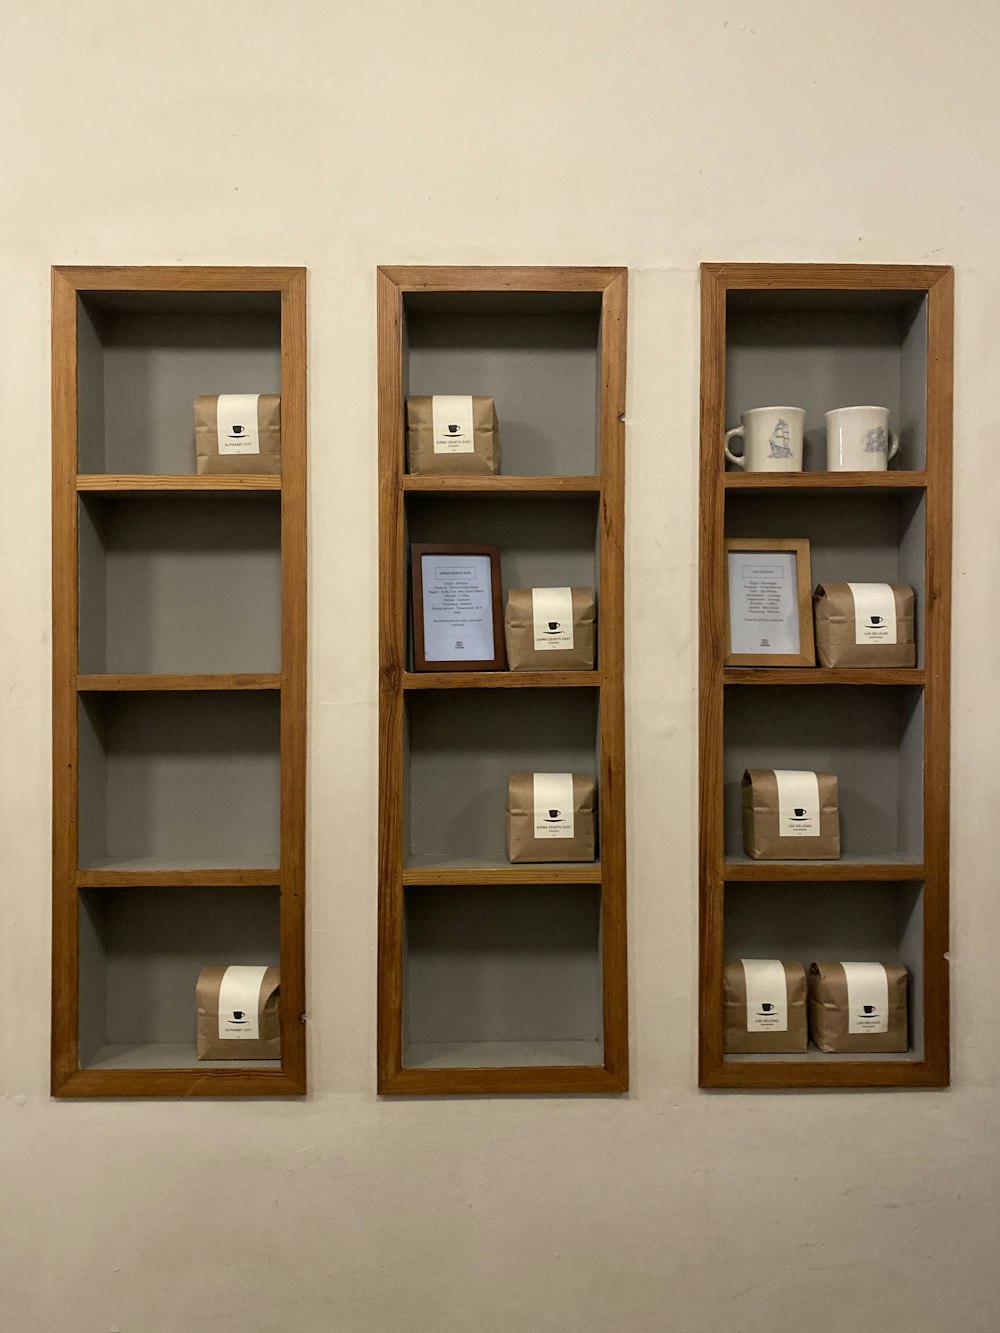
[825,406,900,471]
[724,407,805,472]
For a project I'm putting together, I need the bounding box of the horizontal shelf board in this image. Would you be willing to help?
[403,670,600,690]
[78,862,280,888]
[724,471,926,492]
[381,1063,623,1096]
[702,1058,944,1090]
[723,856,924,882]
[723,668,925,686]
[77,673,281,692]
[84,1043,281,1071]
[77,474,281,492]
[402,859,602,886]
[404,1039,603,1070]
[724,1045,922,1064]
[54,1066,303,1098]
[402,475,601,495]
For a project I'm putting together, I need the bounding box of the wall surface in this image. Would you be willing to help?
[2,2,999,1330]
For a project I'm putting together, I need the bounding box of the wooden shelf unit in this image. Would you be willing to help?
[699,262,953,1090]
[377,265,628,1095]
[51,265,307,1098]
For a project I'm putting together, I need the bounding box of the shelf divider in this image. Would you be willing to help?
[403,670,600,690]
[78,474,281,492]
[723,668,925,686]
[402,862,602,886]
[723,470,926,492]
[403,475,600,495]
[77,673,282,692]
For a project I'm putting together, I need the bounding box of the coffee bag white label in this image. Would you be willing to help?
[217,965,268,1040]
[531,587,575,651]
[848,583,897,645]
[533,772,575,839]
[843,961,890,1034]
[431,395,475,453]
[742,958,788,1032]
[216,394,261,455]
[774,769,820,837]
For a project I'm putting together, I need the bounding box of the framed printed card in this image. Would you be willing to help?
[724,537,815,667]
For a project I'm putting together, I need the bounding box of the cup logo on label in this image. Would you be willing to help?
[863,1005,876,1014]
[864,426,888,455]
[760,1002,774,1012]
[232,1010,247,1022]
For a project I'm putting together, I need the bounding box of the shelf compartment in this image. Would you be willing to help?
[723,668,925,686]
[725,287,928,473]
[724,684,923,863]
[402,861,603,885]
[403,290,602,476]
[405,688,599,866]
[79,491,281,675]
[718,879,925,1076]
[78,674,281,691]
[725,488,926,666]
[76,288,281,475]
[403,671,600,690]
[724,472,926,491]
[78,691,281,870]
[402,883,603,1072]
[403,476,600,494]
[78,475,282,492]
[79,884,280,1072]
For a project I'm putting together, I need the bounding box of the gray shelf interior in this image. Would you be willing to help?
[403,883,603,1066]
[724,879,924,1059]
[78,692,281,868]
[725,290,927,472]
[77,290,281,474]
[403,291,602,476]
[723,685,923,861]
[79,493,281,674]
[725,490,926,665]
[79,885,279,1067]
[405,689,599,864]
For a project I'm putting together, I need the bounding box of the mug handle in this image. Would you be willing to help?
[887,430,900,462]
[724,427,745,469]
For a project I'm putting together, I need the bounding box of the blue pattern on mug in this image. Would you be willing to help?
[768,418,793,458]
[863,426,888,455]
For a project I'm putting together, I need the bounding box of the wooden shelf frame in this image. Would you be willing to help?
[377,265,629,1095]
[51,264,307,1098]
[699,262,953,1091]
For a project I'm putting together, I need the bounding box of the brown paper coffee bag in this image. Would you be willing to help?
[195,394,281,475]
[724,959,808,1054]
[406,395,500,475]
[506,772,596,863]
[813,583,915,668]
[196,964,280,1060]
[742,768,840,860]
[809,961,908,1053]
[504,587,596,671]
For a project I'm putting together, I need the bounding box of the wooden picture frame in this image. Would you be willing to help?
[410,542,506,671]
[724,537,815,667]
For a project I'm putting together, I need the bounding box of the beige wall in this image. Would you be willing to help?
[3,2,999,1329]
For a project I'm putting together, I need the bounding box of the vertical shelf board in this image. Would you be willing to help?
[698,263,953,1091]
[51,266,307,1098]
[377,266,628,1095]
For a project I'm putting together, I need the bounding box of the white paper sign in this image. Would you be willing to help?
[420,554,495,662]
[848,583,898,645]
[532,587,575,651]
[774,769,821,837]
[727,551,800,655]
[216,394,261,455]
[843,962,890,1034]
[533,773,575,839]
[742,958,788,1032]
[217,965,267,1040]
[431,395,475,453]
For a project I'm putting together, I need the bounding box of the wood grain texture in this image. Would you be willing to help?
[51,268,81,1095]
[402,476,600,494]
[724,668,925,685]
[377,267,407,1092]
[77,474,281,491]
[77,674,281,691]
[378,266,624,294]
[51,265,307,1099]
[403,671,600,690]
[402,864,603,886]
[699,262,952,1090]
[377,265,629,1095]
[724,472,926,491]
